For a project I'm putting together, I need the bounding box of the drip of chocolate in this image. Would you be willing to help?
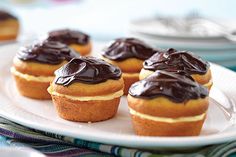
[17,41,79,65]
[54,57,122,86]
[0,10,17,20]
[143,48,209,75]
[47,29,90,45]
[129,70,208,103]
[101,38,156,61]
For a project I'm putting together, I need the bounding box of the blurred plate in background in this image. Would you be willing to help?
[129,17,236,71]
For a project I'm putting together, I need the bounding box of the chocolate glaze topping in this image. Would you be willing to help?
[144,48,210,75]
[54,57,122,86]
[47,29,90,45]
[17,41,79,65]
[129,70,208,103]
[101,38,156,61]
[0,10,17,20]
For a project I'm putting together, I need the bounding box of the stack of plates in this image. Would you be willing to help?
[129,17,236,71]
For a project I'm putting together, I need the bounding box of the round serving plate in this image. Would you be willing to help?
[0,43,236,150]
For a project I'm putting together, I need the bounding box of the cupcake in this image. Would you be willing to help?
[140,48,212,90]
[0,10,19,41]
[11,40,79,99]
[128,70,209,136]
[48,57,124,122]
[101,38,156,95]
[47,29,91,56]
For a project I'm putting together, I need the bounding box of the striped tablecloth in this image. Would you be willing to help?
[0,117,236,157]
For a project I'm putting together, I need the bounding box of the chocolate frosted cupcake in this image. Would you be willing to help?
[140,48,212,90]
[11,40,79,99]
[0,10,19,41]
[101,37,156,94]
[47,29,91,56]
[48,57,124,122]
[128,70,209,136]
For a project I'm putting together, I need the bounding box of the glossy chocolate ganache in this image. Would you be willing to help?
[0,10,17,20]
[47,29,90,45]
[144,48,210,75]
[101,38,156,61]
[54,57,122,86]
[129,70,208,103]
[17,41,79,65]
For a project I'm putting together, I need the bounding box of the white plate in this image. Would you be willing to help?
[129,18,236,39]
[129,31,236,51]
[129,19,236,51]
[1,43,236,149]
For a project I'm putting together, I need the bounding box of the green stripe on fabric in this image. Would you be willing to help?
[208,142,236,157]
[148,154,167,157]
[229,153,236,157]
